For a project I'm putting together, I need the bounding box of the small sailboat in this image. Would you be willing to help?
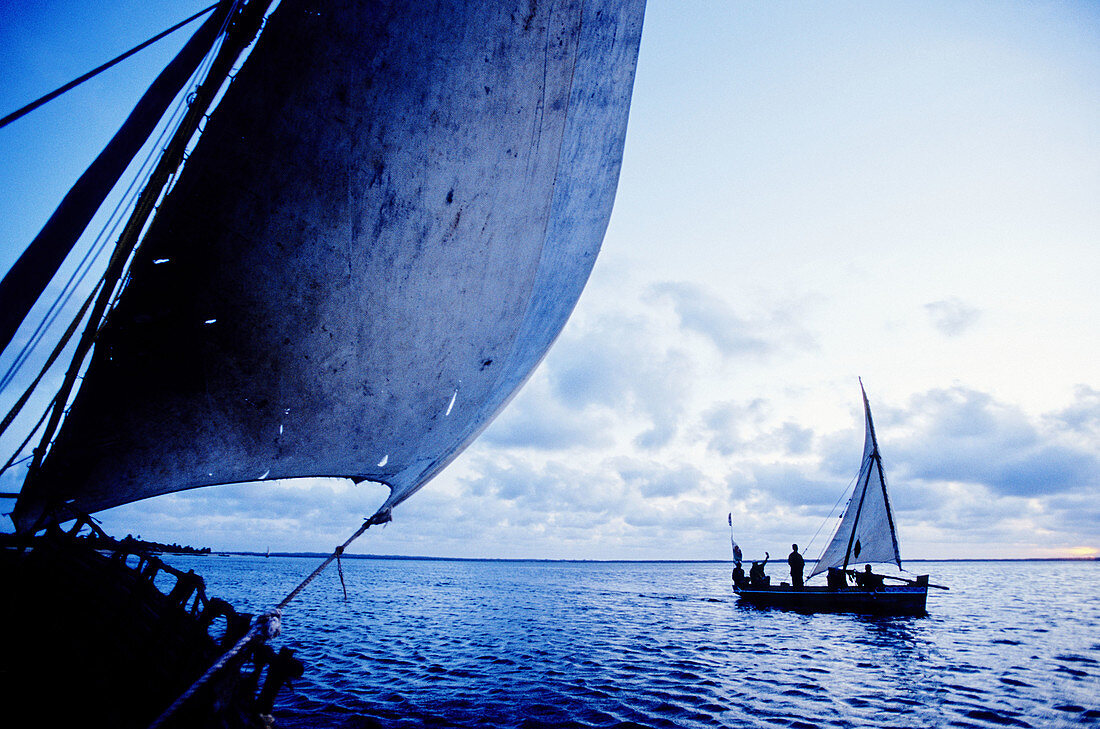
[734,382,941,615]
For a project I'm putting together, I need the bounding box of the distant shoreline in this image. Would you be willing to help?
[213,552,1098,564]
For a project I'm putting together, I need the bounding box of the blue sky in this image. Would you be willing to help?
[2,1,1098,561]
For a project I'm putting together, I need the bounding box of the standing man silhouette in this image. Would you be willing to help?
[788,544,805,588]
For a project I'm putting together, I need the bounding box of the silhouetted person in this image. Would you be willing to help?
[827,567,847,589]
[749,552,770,587]
[788,544,805,588]
[854,565,883,590]
[732,561,745,587]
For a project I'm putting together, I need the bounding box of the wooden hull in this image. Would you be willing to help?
[734,584,928,615]
[0,532,295,729]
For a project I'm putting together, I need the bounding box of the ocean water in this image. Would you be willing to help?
[162,556,1100,728]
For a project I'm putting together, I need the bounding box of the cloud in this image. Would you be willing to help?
[1050,385,1100,437]
[459,456,627,515]
[615,460,706,498]
[884,387,1099,497]
[69,380,1098,559]
[776,422,814,455]
[984,446,1097,497]
[701,399,814,458]
[645,282,772,356]
[924,298,980,336]
[1042,493,1100,533]
[750,463,841,508]
[700,399,773,456]
[91,477,392,551]
[480,373,615,451]
[542,310,696,450]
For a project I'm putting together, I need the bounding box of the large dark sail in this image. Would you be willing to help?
[14,0,646,529]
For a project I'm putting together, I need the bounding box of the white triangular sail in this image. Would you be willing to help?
[809,383,902,579]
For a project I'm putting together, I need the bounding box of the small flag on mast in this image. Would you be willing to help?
[728,513,742,563]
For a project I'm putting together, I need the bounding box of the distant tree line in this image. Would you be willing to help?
[80,531,211,554]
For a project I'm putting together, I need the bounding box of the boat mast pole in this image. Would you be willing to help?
[880,464,901,569]
[841,381,876,571]
[860,379,902,569]
[18,0,274,525]
[872,443,902,570]
[841,461,871,571]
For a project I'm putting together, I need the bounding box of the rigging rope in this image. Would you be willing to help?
[1,3,237,464]
[0,4,219,130]
[0,402,53,481]
[803,471,858,557]
[147,510,389,729]
[0,284,98,451]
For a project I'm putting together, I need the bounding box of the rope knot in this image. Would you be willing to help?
[259,611,282,640]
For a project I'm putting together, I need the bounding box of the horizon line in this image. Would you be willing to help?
[212,552,1099,564]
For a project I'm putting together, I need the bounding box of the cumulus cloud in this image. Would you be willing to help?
[645,282,771,356]
[459,456,627,515]
[924,298,980,336]
[701,400,814,458]
[750,463,840,508]
[542,310,696,450]
[614,460,706,498]
[76,379,1098,559]
[480,374,615,451]
[884,387,1098,497]
[701,399,768,456]
[1050,385,1100,437]
[92,477,391,551]
[1042,493,1100,533]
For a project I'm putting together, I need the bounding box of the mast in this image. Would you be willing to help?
[841,454,872,571]
[860,380,902,569]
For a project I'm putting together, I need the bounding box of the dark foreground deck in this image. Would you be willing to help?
[734,583,929,615]
[0,527,299,729]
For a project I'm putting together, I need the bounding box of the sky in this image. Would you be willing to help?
[1,1,1098,562]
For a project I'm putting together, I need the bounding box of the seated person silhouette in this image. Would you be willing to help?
[748,554,770,587]
[732,561,746,587]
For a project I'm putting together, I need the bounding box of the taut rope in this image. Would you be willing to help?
[147,508,390,729]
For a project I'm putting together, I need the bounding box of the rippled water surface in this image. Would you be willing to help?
[164,557,1099,728]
